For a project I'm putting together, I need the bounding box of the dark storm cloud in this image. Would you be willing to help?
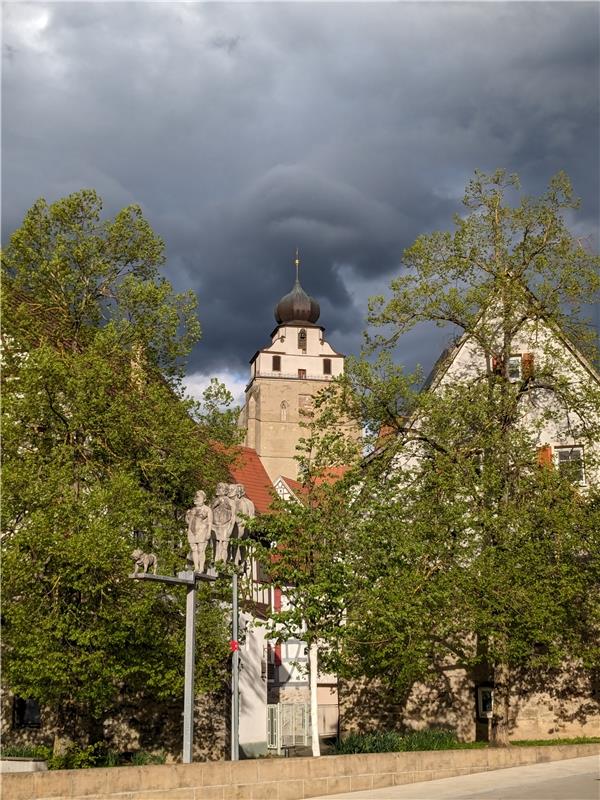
[2,2,599,389]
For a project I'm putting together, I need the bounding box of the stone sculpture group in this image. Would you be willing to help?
[186,483,255,573]
[131,483,254,576]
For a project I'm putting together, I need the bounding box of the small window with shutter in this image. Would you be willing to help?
[508,355,522,381]
[298,369,306,379]
[555,446,585,485]
[323,358,332,375]
[272,355,281,372]
[492,354,531,380]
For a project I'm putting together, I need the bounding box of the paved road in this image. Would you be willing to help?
[313,755,600,800]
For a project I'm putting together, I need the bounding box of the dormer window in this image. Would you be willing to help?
[298,329,307,351]
[272,355,281,372]
[323,358,332,375]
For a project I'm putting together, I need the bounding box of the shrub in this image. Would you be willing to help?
[335,731,404,754]
[48,744,100,770]
[103,750,121,767]
[402,729,460,751]
[335,728,461,754]
[0,744,51,760]
[131,750,167,765]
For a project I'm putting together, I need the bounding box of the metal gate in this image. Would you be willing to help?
[267,703,310,754]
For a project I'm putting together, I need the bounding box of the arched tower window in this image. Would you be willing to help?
[248,387,260,419]
[280,401,288,422]
[298,328,307,351]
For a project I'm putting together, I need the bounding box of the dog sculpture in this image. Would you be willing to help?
[131,548,158,575]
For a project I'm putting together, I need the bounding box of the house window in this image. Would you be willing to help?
[256,560,271,583]
[13,697,41,729]
[265,645,275,682]
[492,353,534,380]
[280,401,288,422]
[272,355,281,372]
[323,358,332,375]
[476,686,493,721]
[266,642,281,683]
[298,329,307,351]
[555,446,585,484]
[508,355,522,381]
[298,369,306,379]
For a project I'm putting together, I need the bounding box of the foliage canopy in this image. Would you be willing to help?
[2,190,238,742]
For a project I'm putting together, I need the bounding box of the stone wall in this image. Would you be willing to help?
[4,744,598,800]
[339,665,600,743]
[1,689,227,763]
[507,666,600,740]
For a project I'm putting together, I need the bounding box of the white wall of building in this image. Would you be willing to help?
[431,317,600,485]
[239,612,268,757]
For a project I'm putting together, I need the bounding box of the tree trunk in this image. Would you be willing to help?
[53,733,75,758]
[489,661,511,747]
[308,641,321,757]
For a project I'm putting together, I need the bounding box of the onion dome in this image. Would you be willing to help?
[274,250,320,325]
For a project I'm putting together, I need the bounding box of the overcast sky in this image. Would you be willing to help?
[3,2,599,403]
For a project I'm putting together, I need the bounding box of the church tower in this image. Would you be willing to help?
[239,253,344,481]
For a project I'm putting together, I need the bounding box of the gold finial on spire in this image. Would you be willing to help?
[294,247,300,282]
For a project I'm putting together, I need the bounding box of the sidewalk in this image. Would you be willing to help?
[311,755,600,800]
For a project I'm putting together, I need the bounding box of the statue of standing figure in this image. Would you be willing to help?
[185,490,213,574]
[232,484,255,565]
[211,482,236,563]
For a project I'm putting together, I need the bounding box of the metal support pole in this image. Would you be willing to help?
[132,570,216,764]
[231,570,239,761]
[183,581,197,764]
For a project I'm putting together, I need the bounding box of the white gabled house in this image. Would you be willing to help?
[347,296,600,741]
[418,303,600,487]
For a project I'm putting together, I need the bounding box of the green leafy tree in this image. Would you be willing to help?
[343,170,600,745]
[258,171,600,747]
[1,190,238,749]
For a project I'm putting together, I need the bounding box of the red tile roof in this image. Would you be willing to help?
[313,465,349,485]
[228,446,275,515]
[224,446,349,514]
[278,467,349,506]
